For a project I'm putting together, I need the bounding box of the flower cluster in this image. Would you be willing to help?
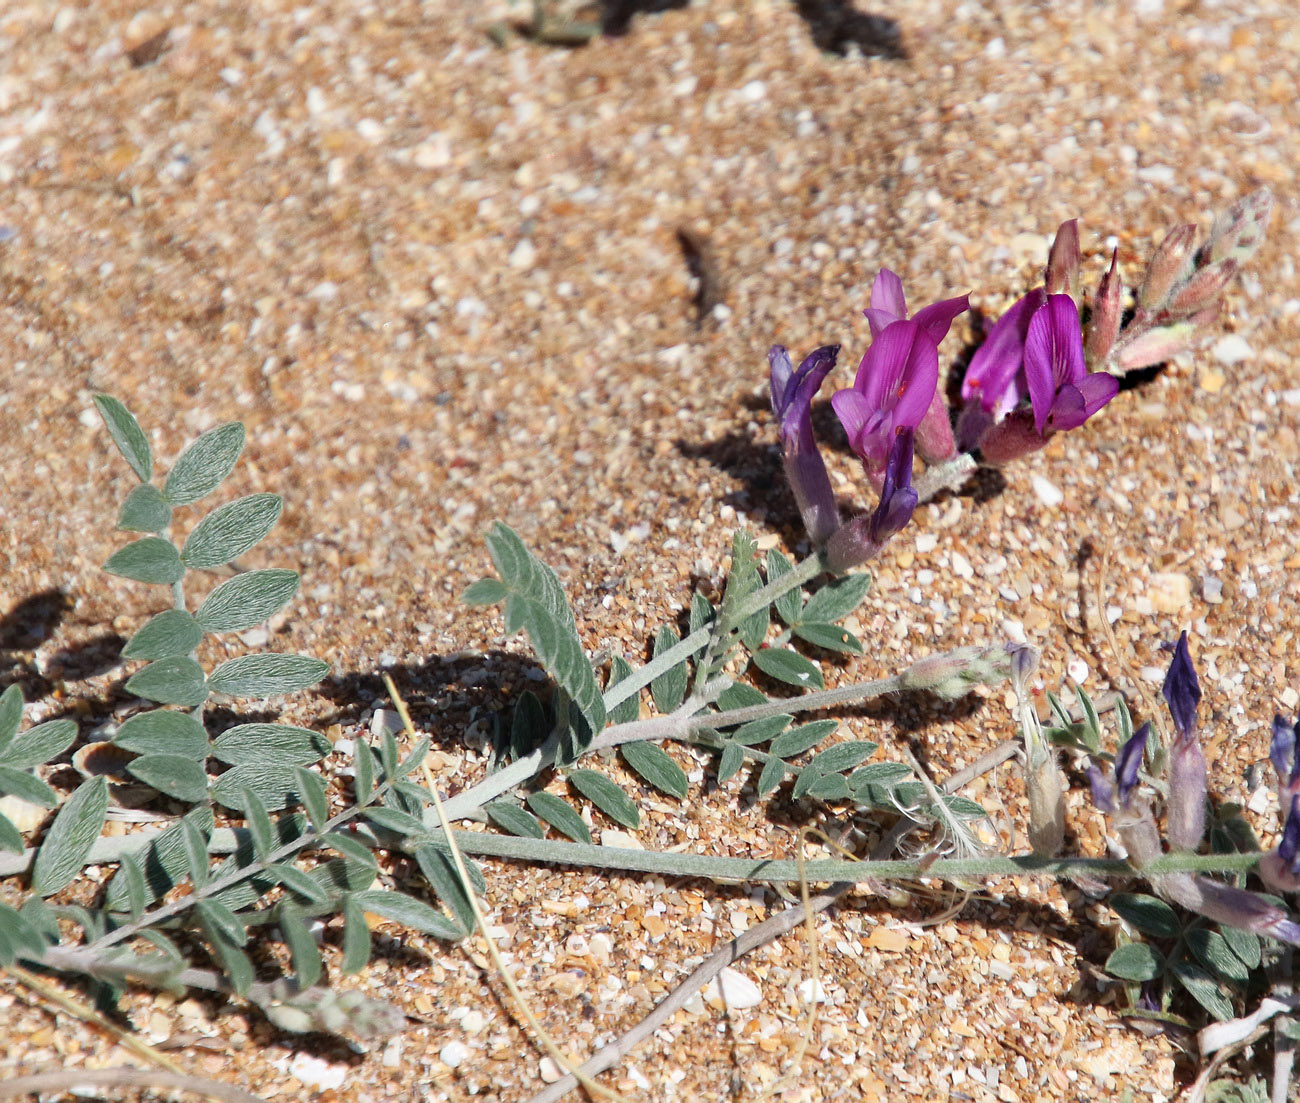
[1089,632,1300,946]
[767,191,1271,568]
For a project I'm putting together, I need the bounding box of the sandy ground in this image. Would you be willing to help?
[1,0,1299,1099]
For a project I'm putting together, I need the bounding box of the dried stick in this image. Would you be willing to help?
[0,1068,269,1103]
[528,738,1022,1103]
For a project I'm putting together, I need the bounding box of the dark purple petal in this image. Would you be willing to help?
[1280,796,1300,870]
[1271,714,1299,786]
[867,429,917,544]
[1025,295,1086,435]
[870,268,907,321]
[769,345,794,418]
[1116,722,1149,808]
[1088,763,1116,813]
[962,288,1045,415]
[1161,631,1201,740]
[911,294,970,347]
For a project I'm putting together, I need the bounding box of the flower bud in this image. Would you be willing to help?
[1085,249,1123,367]
[1112,321,1195,371]
[1205,188,1273,266]
[1165,259,1239,316]
[1045,218,1081,299]
[1138,223,1196,312]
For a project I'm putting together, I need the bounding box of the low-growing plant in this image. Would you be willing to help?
[0,189,1293,1099]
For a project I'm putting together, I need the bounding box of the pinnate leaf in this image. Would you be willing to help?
[180,493,282,568]
[715,683,768,711]
[340,895,372,974]
[486,801,545,838]
[525,791,591,843]
[163,422,246,505]
[1186,929,1250,984]
[126,657,209,706]
[196,569,300,633]
[105,537,184,585]
[105,807,212,910]
[751,647,824,690]
[0,718,78,769]
[757,757,787,796]
[117,485,172,533]
[620,741,688,799]
[414,845,475,932]
[296,768,329,829]
[113,710,209,757]
[123,610,203,660]
[1172,961,1235,1021]
[568,768,639,828]
[94,395,153,482]
[729,715,793,746]
[31,776,109,896]
[605,657,640,727]
[127,754,209,802]
[278,903,323,989]
[207,654,328,698]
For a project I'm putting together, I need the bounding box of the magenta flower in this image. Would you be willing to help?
[769,344,841,543]
[861,270,968,464]
[1025,295,1121,435]
[831,318,938,486]
[961,293,1119,462]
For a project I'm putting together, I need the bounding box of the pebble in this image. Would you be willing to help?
[1031,475,1064,508]
[1202,575,1224,604]
[440,1041,470,1069]
[706,967,762,1009]
[737,80,767,103]
[539,1057,563,1083]
[799,978,829,1004]
[508,238,537,270]
[288,1053,347,1089]
[600,829,643,849]
[1212,334,1253,365]
[1147,572,1192,613]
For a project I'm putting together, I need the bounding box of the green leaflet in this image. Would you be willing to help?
[94,395,153,483]
[163,422,245,505]
[479,524,606,741]
[30,777,110,896]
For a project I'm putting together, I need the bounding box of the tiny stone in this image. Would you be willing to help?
[508,239,537,270]
[1198,369,1226,394]
[950,551,974,579]
[914,532,938,553]
[539,1057,563,1083]
[1202,576,1224,604]
[1212,334,1253,365]
[440,1041,470,1069]
[1283,686,1300,710]
[1031,475,1063,507]
[738,80,767,103]
[799,978,829,1004]
[600,829,643,849]
[1147,572,1192,613]
[706,967,762,1009]
[288,1053,347,1089]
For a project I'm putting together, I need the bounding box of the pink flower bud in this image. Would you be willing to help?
[1206,188,1273,266]
[1138,223,1196,312]
[1045,219,1082,299]
[1166,259,1238,316]
[1086,249,1123,367]
[1112,322,1195,371]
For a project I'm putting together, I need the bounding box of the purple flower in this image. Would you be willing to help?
[825,429,917,573]
[1260,796,1300,894]
[860,270,969,465]
[961,288,1045,420]
[1024,295,1120,435]
[831,318,938,486]
[1089,722,1148,815]
[769,344,841,543]
[1161,631,1207,852]
[958,275,1119,461]
[1270,713,1300,806]
[1161,631,1202,739]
